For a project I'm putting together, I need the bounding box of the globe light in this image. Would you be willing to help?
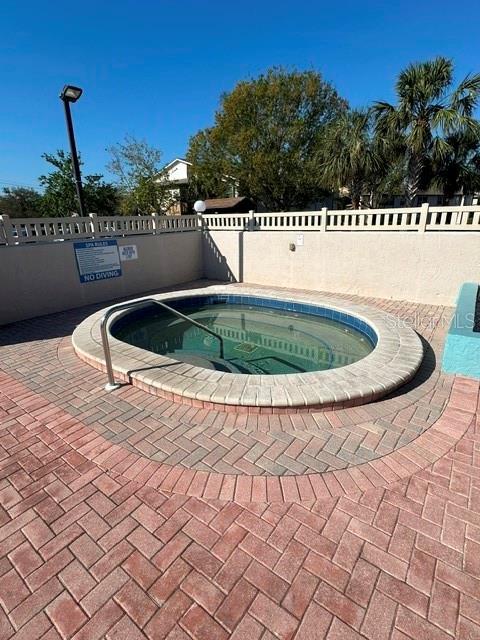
[193,200,207,213]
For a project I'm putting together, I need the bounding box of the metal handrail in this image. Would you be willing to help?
[100,297,225,391]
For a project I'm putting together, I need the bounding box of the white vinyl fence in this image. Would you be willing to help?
[1,204,480,246]
[201,204,480,232]
[0,212,199,246]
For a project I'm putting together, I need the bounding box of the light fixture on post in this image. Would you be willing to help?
[193,200,207,214]
[59,84,86,217]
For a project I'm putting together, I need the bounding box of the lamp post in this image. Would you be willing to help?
[59,85,86,217]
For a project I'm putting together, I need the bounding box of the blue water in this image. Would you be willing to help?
[112,301,373,375]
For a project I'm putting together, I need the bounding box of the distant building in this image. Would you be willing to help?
[155,158,191,215]
[390,190,478,208]
[203,197,255,213]
[350,186,478,209]
[155,158,239,215]
[357,191,478,209]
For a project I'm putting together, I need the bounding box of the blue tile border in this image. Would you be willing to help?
[167,294,378,348]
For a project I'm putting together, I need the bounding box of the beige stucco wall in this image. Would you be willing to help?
[2,229,478,326]
[0,232,203,325]
[203,230,480,305]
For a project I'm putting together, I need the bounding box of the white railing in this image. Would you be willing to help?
[0,212,200,246]
[1,204,479,246]
[201,204,480,233]
[201,212,252,230]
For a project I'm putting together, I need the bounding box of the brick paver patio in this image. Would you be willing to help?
[0,282,479,639]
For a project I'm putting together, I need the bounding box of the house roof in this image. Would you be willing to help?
[163,158,192,170]
[155,158,192,184]
[204,197,251,210]
[159,158,240,187]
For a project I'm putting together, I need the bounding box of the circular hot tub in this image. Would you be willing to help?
[110,294,377,376]
[72,285,423,413]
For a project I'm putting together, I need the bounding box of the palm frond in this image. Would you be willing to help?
[433,108,480,137]
[372,102,403,139]
[451,72,480,116]
[431,136,452,162]
[396,57,452,104]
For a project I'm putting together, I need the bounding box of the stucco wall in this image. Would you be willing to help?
[2,229,478,326]
[0,232,203,325]
[203,230,480,306]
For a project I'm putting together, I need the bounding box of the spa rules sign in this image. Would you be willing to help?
[74,239,122,283]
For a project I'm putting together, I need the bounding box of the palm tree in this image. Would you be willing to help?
[373,57,480,205]
[433,130,480,203]
[321,109,382,209]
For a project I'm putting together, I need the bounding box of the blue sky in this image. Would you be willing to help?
[1,0,479,189]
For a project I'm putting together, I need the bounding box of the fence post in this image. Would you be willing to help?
[321,207,328,232]
[0,215,15,245]
[195,211,204,231]
[151,212,159,235]
[88,212,98,239]
[248,210,255,231]
[418,202,429,233]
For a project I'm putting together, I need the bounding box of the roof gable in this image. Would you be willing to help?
[163,158,192,170]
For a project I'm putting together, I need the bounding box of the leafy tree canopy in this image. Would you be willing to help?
[373,57,480,204]
[432,129,480,200]
[107,135,173,214]
[321,109,384,209]
[39,151,119,217]
[0,187,43,218]
[187,67,348,210]
[107,135,162,189]
[186,129,236,201]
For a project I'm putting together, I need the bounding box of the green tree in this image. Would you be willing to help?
[186,129,235,201]
[0,187,43,218]
[84,176,120,215]
[374,57,480,204]
[187,67,347,210]
[321,109,383,209]
[433,130,480,202]
[107,135,173,214]
[365,154,405,208]
[39,151,119,217]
